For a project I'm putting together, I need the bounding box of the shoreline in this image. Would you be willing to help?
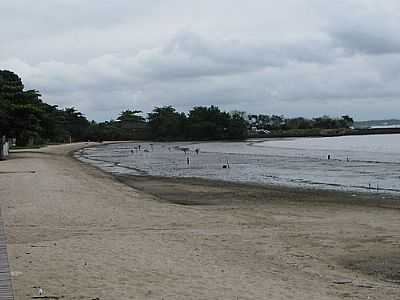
[251,127,400,139]
[74,141,400,202]
[114,174,400,209]
[2,143,400,299]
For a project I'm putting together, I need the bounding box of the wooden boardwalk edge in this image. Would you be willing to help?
[0,210,14,300]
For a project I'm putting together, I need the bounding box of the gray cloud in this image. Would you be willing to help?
[1,0,400,120]
[321,0,400,55]
[332,30,400,55]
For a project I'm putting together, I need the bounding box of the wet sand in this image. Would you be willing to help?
[0,143,399,299]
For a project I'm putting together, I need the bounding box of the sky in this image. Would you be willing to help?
[1,0,400,121]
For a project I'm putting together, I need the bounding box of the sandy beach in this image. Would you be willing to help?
[0,143,399,299]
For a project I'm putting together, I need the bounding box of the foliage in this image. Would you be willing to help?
[145,105,248,141]
[0,70,90,146]
[249,114,354,132]
[117,109,145,123]
[147,106,186,140]
[185,106,248,140]
[59,107,90,142]
[1,70,355,146]
[227,111,249,139]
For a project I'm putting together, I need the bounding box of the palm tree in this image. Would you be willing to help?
[117,109,145,123]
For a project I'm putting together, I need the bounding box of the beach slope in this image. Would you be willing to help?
[0,143,399,299]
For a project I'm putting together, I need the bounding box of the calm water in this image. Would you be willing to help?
[75,134,400,194]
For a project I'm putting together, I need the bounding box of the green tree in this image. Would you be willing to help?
[285,117,313,130]
[0,70,25,137]
[117,109,145,123]
[341,115,354,128]
[60,107,90,142]
[187,105,231,140]
[227,111,248,139]
[147,106,186,140]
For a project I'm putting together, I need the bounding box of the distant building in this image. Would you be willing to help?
[248,127,271,137]
[247,114,284,129]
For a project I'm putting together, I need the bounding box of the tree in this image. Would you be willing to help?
[285,117,313,130]
[147,106,186,140]
[227,111,248,139]
[0,70,24,137]
[341,115,354,128]
[117,109,145,123]
[0,71,53,145]
[187,105,231,140]
[60,107,90,142]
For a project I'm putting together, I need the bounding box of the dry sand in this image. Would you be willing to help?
[0,143,399,299]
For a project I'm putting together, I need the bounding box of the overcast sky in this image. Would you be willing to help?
[1,1,400,121]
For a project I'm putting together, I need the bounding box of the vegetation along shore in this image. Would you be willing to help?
[1,70,367,147]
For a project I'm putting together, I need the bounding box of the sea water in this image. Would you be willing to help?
[76,134,400,194]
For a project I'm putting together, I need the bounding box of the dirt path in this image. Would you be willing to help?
[0,143,399,299]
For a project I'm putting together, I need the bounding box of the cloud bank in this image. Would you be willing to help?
[1,0,400,120]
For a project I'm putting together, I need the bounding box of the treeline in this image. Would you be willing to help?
[0,70,89,146]
[248,114,354,131]
[1,70,355,147]
[0,70,248,146]
[86,105,249,142]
